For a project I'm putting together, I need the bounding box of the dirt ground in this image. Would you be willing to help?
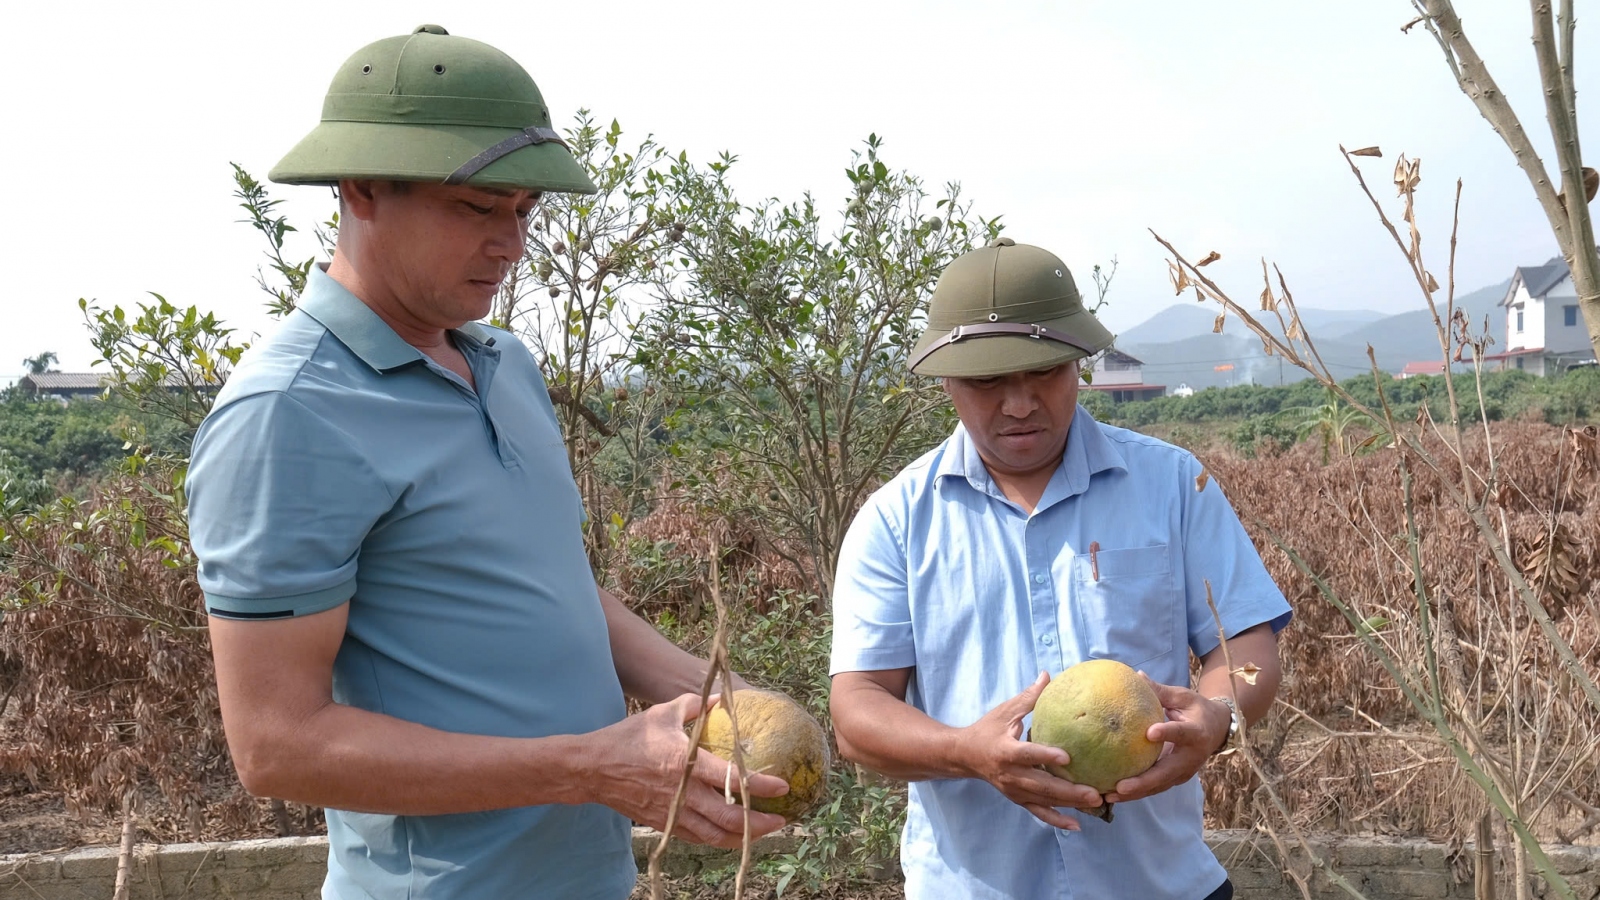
[0,779,107,856]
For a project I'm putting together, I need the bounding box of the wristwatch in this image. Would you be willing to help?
[1209,695,1242,755]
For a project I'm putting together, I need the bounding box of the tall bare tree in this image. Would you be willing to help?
[1409,1,1600,358]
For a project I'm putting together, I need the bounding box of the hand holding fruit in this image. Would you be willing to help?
[959,670,1104,831]
[587,693,789,849]
[1102,674,1233,804]
[696,689,830,821]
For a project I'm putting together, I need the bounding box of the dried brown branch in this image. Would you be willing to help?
[647,536,755,899]
[1202,582,1373,899]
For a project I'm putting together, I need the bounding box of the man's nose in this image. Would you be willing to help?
[486,210,525,261]
[998,384,1039,418]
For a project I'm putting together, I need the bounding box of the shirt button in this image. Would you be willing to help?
[1033,573,1047,584]
[1042,635,1055,646]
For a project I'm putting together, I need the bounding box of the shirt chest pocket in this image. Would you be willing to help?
[1069,543,1179,668]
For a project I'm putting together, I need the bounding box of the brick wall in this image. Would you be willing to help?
[2,829,1595,899]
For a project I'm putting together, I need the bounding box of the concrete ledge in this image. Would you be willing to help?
[1,829,1595,899]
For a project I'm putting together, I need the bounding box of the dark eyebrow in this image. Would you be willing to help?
[472,187,518,198]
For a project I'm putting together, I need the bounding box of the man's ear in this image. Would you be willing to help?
[337,179,382,221]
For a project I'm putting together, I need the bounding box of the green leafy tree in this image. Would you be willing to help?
[21,351,58,375]
[80,295,245,438]
[636,136,999,596]
[1278,389,1388,465]
[506,114,686,553]
[231,163,338,316]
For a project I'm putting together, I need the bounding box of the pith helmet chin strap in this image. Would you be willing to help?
[908,322,1098,373]
[444,125,569,185]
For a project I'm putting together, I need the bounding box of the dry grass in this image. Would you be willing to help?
[1198,423,1600,844]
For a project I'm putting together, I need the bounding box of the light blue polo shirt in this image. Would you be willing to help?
[830,409,1291,900]
[187,267,634,899]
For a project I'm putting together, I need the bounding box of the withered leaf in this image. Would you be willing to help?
[1350,146,1383,158]
[1287,318,1303,341]
[1197,251,1222,267]
[1561,167,1600,212]
[1169,261,1191,296]
[1264,341,1275,357]
[1213,313,1226,333]
[1260,286,1275,311]
[1195,470,1211,492]
[1232,662,1262,685]
[1425,271,1440,292]
[1393,154,1422,195]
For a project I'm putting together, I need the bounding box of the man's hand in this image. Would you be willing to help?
[1103,674,1231,804]
[586,693,791,849]
[956,671,1104,830]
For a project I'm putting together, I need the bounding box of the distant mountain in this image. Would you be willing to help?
[1333,279,1509,354]
[1299,307,1398,339]
[1115,304,1224,346]
[1112,278,1512,393]
[1114,304,1387,347]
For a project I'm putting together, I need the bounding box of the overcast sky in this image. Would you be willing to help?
[2,1,1592,381]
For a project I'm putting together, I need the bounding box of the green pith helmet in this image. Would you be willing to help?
[909,238,1115,378]
[269,25,597,194]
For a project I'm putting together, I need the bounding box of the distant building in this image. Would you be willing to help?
[15,371,194,401]
[1398,361,1446,379]
[15,372,112,400]
[1172,382,1195,398]
[1084,349,1165,402]
[1485,256,1596,375]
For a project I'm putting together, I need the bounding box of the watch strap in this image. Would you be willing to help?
[1209,695,1242,755]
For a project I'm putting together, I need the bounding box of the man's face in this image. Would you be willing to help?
[942,361,1080,481]
[347,181,540,327]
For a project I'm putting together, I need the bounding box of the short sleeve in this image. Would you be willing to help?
[187,391,393,619]
[1181,456,1292,658]
[829,495,917,674]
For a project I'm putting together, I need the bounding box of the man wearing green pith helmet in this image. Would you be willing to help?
[829,238,1293,898]
[185,26,789,899]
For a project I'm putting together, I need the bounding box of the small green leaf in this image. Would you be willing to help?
[1357,615,1390,634]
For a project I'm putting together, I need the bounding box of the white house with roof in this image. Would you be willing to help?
[1084,349,1165,402]
[1492,256,1596,375]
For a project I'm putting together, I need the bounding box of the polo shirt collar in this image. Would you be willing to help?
[297,266,426,373]
[936,406,1128,510]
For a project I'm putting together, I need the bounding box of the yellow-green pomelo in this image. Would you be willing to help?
[697,689,829,820]
[1030,659,1165,792]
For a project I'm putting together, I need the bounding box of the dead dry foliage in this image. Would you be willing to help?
[0,469,312,846]
[1198,423,1600,844]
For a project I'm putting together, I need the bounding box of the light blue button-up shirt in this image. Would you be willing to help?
[831,409,1291,900]
[187,268,633,899]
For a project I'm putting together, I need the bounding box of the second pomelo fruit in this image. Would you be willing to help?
[698,689,829,820]
[1030,659,1166,792]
